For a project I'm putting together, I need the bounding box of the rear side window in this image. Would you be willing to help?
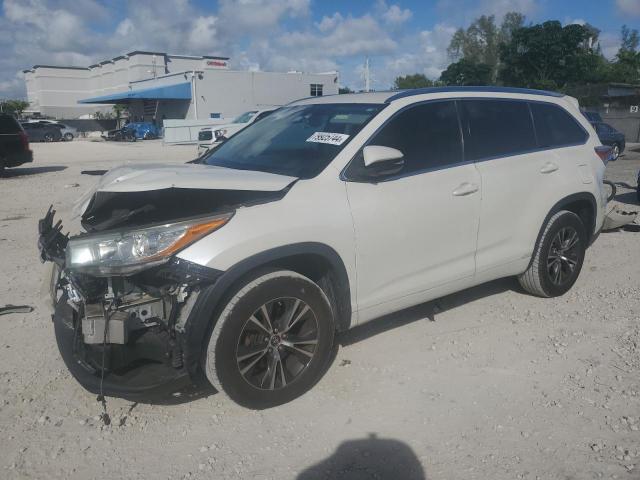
[367,100,463,174]
[461,99,536,161]
[530,102,587,148]
[0,115,21,134]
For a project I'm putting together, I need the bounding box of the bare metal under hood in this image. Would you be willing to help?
[74,163,297,232]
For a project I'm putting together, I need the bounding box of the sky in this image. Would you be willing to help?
[1,0,639,99]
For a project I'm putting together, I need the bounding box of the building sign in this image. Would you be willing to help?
[631,105,639,113]
[206,60,227,68]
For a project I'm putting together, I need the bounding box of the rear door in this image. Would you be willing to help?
[345,100,481,316]
[462,98,587,275]
[0,116,23,158]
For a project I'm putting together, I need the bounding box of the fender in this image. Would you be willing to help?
[181,242,352,381]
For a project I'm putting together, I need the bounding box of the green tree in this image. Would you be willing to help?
[440,59,492,86]
[393,74,434,90]
[0,99,29,116]
[608,25,640,83]
[498,21,604,90]
[339,86,353,94]
[447,12,525,83]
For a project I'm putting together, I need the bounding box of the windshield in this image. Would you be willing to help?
[204,103,384,178]
[232,111,258,123]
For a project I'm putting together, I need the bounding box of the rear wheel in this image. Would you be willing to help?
[0,158,5,177]
[44,133,54,142]
[205,270,335,409]
[519,210,587,297]
[612,143,620,160]
[63,133,74,141]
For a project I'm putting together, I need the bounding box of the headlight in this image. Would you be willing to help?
[214,129,227,139]
[66,213,233,275]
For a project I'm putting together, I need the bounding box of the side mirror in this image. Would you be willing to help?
[362,145,404,177]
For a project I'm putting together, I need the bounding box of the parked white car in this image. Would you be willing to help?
[196,108,277,156]
[39,87,611,409]
[55,123,78,141]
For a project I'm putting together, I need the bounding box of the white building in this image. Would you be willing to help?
[23,51,339,121]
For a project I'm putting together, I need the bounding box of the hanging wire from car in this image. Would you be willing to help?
[97,300,118,426]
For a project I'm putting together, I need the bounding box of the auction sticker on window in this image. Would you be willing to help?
[306,132,350,146]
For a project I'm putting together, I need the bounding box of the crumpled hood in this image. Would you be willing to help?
[86,163,296,193]
[71,163,298,232]
[74,163,297,218]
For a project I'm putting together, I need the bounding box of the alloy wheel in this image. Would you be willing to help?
[236,297,318,391]
[547,226,580,286]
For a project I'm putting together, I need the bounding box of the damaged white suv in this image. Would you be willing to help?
[39,87,611,408]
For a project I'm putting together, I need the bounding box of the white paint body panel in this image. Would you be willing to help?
[167,90,605,327]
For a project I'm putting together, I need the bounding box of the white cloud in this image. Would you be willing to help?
[616,0,640,17]
[380,3,413,25]
[599,31,621,60]
[437,0,539,23]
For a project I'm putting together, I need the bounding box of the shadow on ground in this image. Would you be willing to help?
[339,277,518,347]
[2,166,67,178]
[297,434,427,480]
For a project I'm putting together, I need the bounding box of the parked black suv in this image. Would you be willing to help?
[0,114,32,175]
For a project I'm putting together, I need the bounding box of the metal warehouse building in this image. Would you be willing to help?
[23,51,339,121]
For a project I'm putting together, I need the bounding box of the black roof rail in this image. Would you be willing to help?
[386,86,564,102]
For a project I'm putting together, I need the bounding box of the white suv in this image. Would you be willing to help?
[196,108,277,157]
[39,87,610,408]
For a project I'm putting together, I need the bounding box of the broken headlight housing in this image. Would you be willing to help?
[66,213,233,275]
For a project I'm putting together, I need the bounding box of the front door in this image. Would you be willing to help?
[344,100,481,318]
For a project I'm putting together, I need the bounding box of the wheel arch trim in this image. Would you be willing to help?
[181,242,352,381]
[526,191,598,271]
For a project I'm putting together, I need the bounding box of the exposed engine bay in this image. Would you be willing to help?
[38,163,296,397]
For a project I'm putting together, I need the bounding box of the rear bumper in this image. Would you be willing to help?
[53,296,193,400]
[5,150,33,168]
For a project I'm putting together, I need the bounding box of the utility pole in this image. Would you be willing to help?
[363,57,371,93]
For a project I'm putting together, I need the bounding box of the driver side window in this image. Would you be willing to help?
[347,100,463,180]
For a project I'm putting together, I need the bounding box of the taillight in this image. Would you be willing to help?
[19,131,29,151]
[594,145,612,164]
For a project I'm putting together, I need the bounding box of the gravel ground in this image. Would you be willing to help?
[0,139,639,480]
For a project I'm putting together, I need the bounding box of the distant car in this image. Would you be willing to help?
[49,123,78,141]
[591,122,625,160]
[582,111,603,123]
[0,114,32,175]
[124,122,160,140]
[197,108,277,156]
[21,122,63,142]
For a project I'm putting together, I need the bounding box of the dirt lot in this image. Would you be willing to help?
[1,140,639,480]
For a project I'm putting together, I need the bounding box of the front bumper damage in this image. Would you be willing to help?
[39,207,222,399]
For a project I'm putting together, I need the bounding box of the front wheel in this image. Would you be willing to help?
[205,270,335,409]
[63,133,74,141]
[519,210,587,297]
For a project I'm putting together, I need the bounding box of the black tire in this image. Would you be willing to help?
[205,270,335,409]
[612,143,620,160]
[63,133,74,141]
[44,133,54,142]
[519,210,587,297]
[0,158,5,177]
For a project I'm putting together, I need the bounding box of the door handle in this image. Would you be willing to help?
[540,162,559,174]
[452,182,479,196]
